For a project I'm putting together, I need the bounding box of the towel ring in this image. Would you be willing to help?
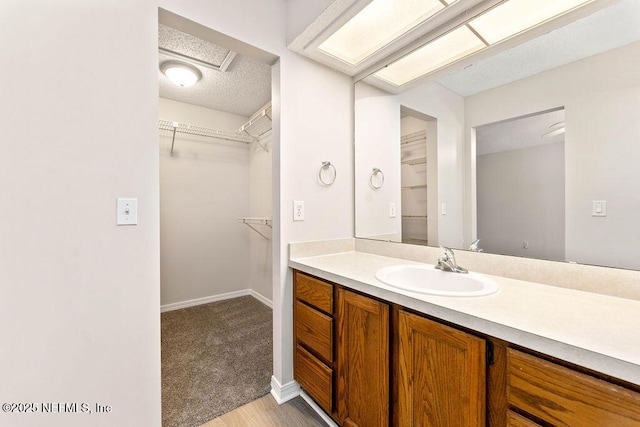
[370,167,384,189]
[319,161,337,186]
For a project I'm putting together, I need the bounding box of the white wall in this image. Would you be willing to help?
[159,98,250,305]
[0,1,161,426]
[249,131,273,301]
[465,41,640,270]
[159,0,354,399]
[277,54,354,390]
[355,82,402,241]
[477,142,565,261]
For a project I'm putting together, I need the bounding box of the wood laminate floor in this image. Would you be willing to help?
[200,395,327,427]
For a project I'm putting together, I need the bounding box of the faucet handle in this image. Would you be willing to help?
[437,246,468,274]
[439,246,456,262]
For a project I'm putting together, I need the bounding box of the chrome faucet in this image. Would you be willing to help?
[468,238,483,252]
[435,246,468,274]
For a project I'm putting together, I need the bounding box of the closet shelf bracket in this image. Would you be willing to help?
[238,217,272,240]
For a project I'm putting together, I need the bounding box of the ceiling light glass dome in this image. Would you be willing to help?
[161,61,202,87]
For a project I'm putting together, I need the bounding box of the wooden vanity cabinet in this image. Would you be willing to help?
[336,288,389,427]
[506,348,640,426]
[293,271,335,415]
[293,272,390,425]
[395,309,487,426]
[293,269,640,427]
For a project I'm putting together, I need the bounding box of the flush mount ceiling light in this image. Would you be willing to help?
[373,0,591,86]
[542,121,566,138]
[161,61,202,87]
[318,0,457,66]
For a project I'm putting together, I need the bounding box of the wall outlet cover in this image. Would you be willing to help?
[293,200,305,221]
[592,200,607,217]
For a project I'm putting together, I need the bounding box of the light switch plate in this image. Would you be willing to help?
[389,202,396,218]
[117,198,138,225]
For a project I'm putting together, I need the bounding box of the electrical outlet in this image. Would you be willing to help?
[389,202,396,218]
[293,201,305,221]
[592,200,607,217]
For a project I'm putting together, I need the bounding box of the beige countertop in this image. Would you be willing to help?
[289,250,640,386]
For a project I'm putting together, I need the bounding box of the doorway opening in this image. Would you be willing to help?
[400,106,438,246]
[473,107,565,260]
[157,9,277,427]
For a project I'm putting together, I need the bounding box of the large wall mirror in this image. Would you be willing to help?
[354,0,640,270]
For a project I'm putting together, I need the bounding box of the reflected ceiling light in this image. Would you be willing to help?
[161,61,202,87]
[374,25,485,86]
[318,0,454,66]
[373,0,591,87]
[542,121,566,138]
[469,0,591,45]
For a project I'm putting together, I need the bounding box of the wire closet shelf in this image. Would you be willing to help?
[159,120,256,154]
[401,129,427,145]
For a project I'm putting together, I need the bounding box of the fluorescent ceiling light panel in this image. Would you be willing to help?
[469,0,591,45]
[318,0,450,66]
[374,25,485,86]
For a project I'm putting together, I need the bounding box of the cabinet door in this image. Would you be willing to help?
[507,349,640,426]
[336,288,389,427]
[397,310,486,427]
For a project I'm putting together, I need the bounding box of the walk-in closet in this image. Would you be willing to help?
[156,11,275,427]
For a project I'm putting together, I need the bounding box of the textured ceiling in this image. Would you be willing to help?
[159,24,229,65]
[158,25,271,117]
[433,0,640,96]
[476,109,565,156]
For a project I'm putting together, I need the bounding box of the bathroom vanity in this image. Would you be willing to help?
[290,242,640,426]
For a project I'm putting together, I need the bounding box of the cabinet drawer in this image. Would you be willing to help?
[296,301,333,363]
[507,410,540,427]
[295,272,333,314]
[507,349,640,426]
[295,344,333,414]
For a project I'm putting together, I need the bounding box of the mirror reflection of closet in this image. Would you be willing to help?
[400,107,438,246]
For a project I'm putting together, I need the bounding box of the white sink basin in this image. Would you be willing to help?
[375,264,499,297]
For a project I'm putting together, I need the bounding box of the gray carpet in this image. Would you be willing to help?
[162,296,273,427]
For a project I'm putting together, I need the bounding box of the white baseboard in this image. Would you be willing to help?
[251,290,273,308]
[270,376,300,404]
[160,289,251,313]
[161,289,274,312]
[299,390,339,427]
